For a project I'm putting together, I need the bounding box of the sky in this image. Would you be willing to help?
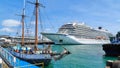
[0,0,120,36]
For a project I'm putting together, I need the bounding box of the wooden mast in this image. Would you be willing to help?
[34,0,39,50]
[21,9,25,46]
[16,9,25,46]
[16,0,26,46]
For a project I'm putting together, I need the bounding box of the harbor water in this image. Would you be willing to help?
[1,44,117,68]
[45,44,117,68]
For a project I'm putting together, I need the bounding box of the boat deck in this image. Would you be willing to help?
[0,46,44,68]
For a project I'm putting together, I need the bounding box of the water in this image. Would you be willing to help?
[2,44,117,68]
[45,44,117,68]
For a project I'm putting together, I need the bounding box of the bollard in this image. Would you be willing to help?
[106,60,113,68]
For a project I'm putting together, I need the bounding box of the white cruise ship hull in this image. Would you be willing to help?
[41,33,111,45]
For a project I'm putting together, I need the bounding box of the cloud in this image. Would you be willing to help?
[0,28,15,33]
[2,19,21,27]
[30,21,35,25]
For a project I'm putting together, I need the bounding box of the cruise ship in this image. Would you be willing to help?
[41,22,113,45]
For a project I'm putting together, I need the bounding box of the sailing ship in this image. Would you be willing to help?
[9,0,52,66]
[9,0,70,66]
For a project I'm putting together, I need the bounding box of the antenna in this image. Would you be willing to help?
[23,0,25,8]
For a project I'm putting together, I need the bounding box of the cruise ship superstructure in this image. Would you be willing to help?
[41,22,113,45]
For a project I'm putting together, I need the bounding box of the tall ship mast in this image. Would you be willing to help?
[9,0,70,66]
[9,0,52,66]
[34,0,39,51]
[21,9,25,46]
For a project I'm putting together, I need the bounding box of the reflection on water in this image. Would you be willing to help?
[45,44,117,68]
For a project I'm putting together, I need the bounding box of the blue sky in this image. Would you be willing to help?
[0,0,120,36]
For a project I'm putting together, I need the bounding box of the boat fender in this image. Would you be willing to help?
[43,50,45,54]
[40,51,42,54]
[50,50,52,53]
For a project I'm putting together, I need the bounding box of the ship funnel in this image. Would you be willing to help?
[98,27,102,29]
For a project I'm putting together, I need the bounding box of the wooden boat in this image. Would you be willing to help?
[9,0,52,66]
[8,0,71,66]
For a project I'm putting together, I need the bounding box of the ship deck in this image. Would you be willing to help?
[0,46,44,68]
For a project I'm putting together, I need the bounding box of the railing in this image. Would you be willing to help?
[0,46,16,66]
